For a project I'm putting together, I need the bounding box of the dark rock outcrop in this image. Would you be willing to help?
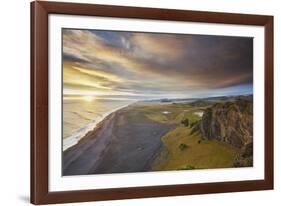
[233,142,253,167]
[198,99,253,148]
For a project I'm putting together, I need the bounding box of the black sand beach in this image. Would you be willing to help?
[63,104,175,175]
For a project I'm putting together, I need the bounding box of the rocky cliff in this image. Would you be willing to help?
[199,99,253,148]
[191,99,253,167]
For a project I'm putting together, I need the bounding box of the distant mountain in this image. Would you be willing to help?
[143,94,253,104]
[188,100,213,107]
[203,94,253,102]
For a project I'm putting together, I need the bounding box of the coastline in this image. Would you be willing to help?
[62,96,251,175]
[63,109,119,173]
[63,101,136,151]
[63,102,175,175]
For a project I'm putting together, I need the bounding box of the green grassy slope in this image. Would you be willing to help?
[143,103,200,124]
[137,102,239,171]
[152,126,239,170]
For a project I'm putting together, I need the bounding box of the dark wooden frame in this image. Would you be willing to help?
[31,0,274,204]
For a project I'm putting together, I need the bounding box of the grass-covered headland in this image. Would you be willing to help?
[140,101,242,171]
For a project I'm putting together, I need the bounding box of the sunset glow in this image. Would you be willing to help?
[82,95,94,102]
[63,29,253,100]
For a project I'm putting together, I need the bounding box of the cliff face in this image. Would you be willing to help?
[199,99,253,148]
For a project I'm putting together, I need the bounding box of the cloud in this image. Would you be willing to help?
[130,33,189,60]
[62,29,253,98]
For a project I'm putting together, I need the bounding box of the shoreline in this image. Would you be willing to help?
[63,101,136,151]
[63,102,176,175]
[63,109,119,173]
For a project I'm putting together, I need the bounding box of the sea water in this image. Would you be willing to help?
[63,98,134,151]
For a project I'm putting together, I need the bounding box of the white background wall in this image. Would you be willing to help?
[0,0,280,205]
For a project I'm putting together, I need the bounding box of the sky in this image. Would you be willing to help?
[63,29,253,100]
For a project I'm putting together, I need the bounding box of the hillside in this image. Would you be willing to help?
[191,99,253,167]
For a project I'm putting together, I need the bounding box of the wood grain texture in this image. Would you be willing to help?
[30,1,274,204]
[30,1,49,204]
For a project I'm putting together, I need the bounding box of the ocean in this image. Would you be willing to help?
[63,98,134,151]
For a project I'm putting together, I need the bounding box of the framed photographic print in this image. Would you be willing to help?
[31,1,274,204]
